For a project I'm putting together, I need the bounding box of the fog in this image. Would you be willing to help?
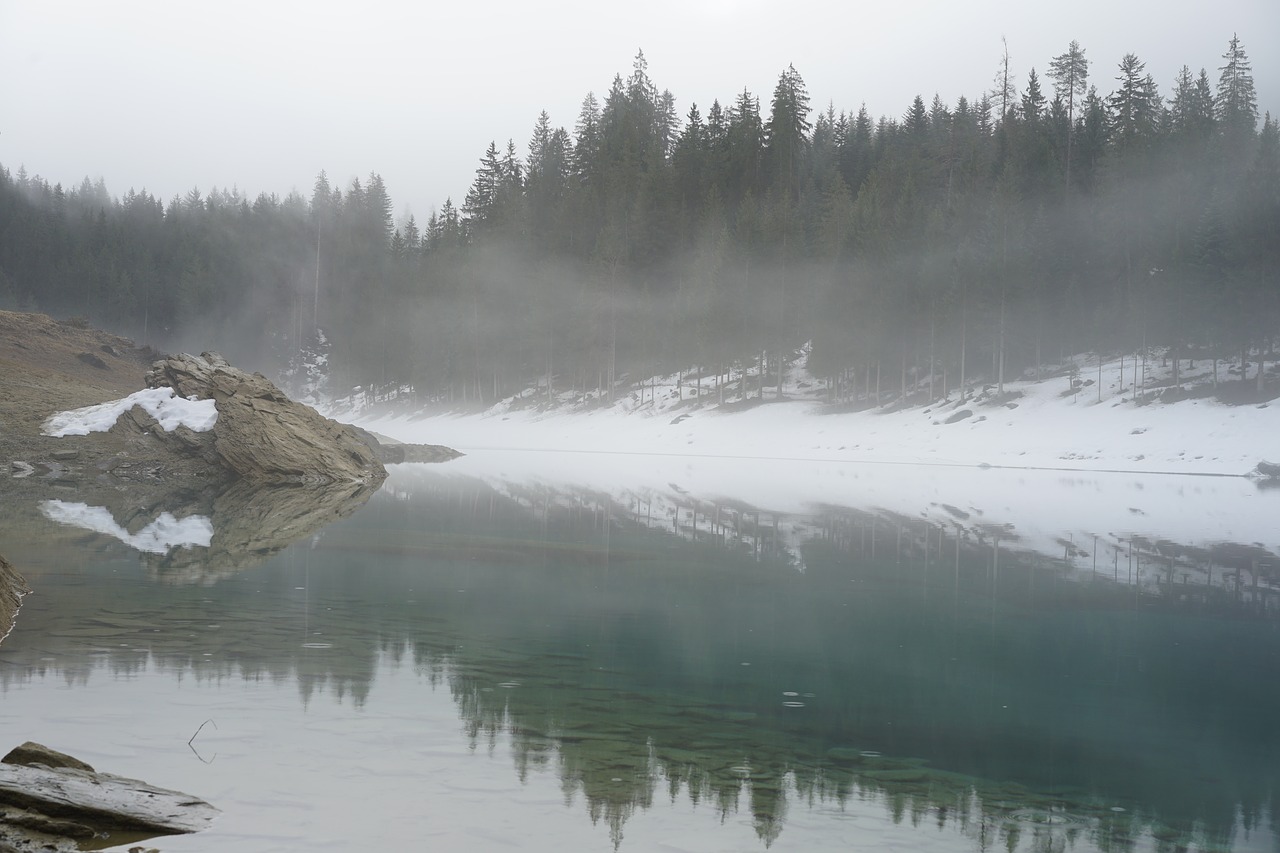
[2,1,1276,217]
[0,28,1276,416]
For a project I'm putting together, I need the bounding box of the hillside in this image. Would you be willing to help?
[0,310,155,464]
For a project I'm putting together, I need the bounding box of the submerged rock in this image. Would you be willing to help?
[145,351,386,484]
[0,742,216,852]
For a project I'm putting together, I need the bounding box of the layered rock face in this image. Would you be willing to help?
[144,352,386,484]
[0,554,29,644]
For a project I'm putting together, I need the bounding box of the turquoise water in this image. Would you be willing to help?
[1,462,1277,851]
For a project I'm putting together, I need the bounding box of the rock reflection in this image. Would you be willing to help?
[31,478,380,584]
[143,479,381,583]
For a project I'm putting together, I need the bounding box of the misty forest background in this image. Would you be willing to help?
[1,36,1276,409]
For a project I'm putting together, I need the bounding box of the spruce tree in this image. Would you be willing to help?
[1047,40,1089,193]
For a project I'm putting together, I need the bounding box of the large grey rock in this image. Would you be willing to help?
[1,743,93,773]
[145,352,385,484]
[0,745,217,852]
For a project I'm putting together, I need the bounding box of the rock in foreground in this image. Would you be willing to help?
[0,742,216,852]
[145,351,385,484]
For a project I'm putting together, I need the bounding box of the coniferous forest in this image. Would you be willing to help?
[1,37,1276,407]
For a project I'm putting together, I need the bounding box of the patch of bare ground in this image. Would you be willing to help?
[0,310,157,461]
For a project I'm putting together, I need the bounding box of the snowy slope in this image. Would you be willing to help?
[354,348,1278,477]
[355,347,1280,590]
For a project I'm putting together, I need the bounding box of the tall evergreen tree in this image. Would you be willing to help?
[1215,34,1258,136]
[1108,53,1162,156]
[1047,40,1089,193]
[764,64,813,199]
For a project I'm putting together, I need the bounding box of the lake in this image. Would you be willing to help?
[2,453,1278,852]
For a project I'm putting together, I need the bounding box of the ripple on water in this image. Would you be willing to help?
[1009,809,1088,827]
[782,701,806,708]
[498,682,520,689]
[301,642,333,649]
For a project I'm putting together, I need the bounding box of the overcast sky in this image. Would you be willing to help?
[2,0,1276,224]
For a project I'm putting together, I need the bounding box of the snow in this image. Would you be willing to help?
[388,448,1280,581]
[42,387,217,437]
[353,349,1279,478]
[354,347,1280,587]
[40,500,213,554]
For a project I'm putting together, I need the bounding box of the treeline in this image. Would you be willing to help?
[1,37,1276,406]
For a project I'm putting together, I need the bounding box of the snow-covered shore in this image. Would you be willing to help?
[353,350,1278,478]
[349,350,1280,581]
[23,342,1277,590]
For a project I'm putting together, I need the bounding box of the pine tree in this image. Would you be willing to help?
[764,64,812,198]
[1021,68,1046,123]
[1047,40,1089,193]
[1216,34,1259,175]
[726,88,763,206]
[462,141,503,237]
[1109,53,1161,155]
[1169,65,1215,142]
[1215,34,1258,136]
[572,93,602,187]
[902,95,929,140]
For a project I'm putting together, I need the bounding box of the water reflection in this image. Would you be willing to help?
[18,477,380,584]
[4,462,1280,851]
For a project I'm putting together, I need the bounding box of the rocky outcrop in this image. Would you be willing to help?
[347,425,463,464]
[145,352,386,484]
[0,554,29,645]
[0,742,217,852]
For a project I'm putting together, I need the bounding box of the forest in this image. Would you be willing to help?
[0,36,1276,408]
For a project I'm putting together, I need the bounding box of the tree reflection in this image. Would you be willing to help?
[1,468,1277,850]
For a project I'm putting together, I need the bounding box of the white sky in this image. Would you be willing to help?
[2,0,1276,223]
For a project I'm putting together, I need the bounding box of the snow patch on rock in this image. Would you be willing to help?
[42,387,217,437]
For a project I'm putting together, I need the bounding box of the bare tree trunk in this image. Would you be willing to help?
[929,315,936,402]
[1258,343,1267,397]
[959,320,967,403]
[759,350,766,400]
[608,302,617,404]
[997,292,1006,397]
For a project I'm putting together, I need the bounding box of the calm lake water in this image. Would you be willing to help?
[2,458,1278,852]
